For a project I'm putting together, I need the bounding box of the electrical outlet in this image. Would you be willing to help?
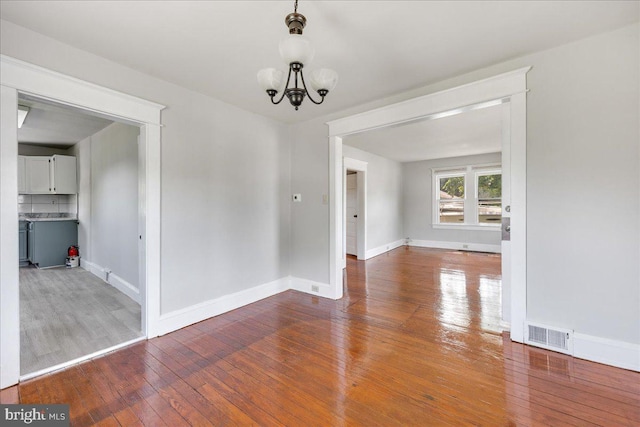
[463,244,469,249]
[311,285,319,292]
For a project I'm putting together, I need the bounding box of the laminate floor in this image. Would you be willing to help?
[20,266,142,375]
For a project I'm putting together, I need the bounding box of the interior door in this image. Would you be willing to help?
[346,173,357,255]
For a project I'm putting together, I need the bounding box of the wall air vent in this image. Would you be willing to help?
[525,322,573,355]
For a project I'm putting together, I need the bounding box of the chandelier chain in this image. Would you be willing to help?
[294,0,298,13]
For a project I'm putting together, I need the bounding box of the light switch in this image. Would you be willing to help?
[293,193,302,202]
[322,194,328,205]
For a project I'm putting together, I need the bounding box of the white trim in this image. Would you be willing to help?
[289,276,335,299]
[433,224,501,232]
[500,103,512,326]
[81,259,107,280]
[327,68,530,344]
[365,239,406,259]
[0,86,20,389]
[328,136,344,300]
[0,55,164,388]
[507,92,527,343]
[155,277,290,337]
[80,260,141,305]
[573,333,640,372]
[327,67,531,137]
[0,55,163,125]
[19,336,145,382]
[408,239,501,254]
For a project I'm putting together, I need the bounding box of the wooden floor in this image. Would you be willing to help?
[20,266,142,375]
[2,247,639,426]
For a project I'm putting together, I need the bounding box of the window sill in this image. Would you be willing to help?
[433,224,501,232]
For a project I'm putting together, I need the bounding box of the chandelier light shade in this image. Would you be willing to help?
[310,68,338,92]
[279,35,315,66]
[257,0,338,110]
[257,68,284,92]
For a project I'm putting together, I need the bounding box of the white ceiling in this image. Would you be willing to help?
[343,103,503,163]
[1,1,637,125]
[18,97,113,147]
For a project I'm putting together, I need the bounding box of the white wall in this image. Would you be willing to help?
[290,24,639,347]
[1,20,291,316]
[522,24,639,344]
[288,120,330,283]
[343,145,403,252]
[74,122,140,291]
[403,153,502,247]
[72,137,91,263]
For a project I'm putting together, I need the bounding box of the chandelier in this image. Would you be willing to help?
[257,0,338,110]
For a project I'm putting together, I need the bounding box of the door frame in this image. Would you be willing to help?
[0,55,164,388]
[343,157,367,265]
[327,67,530,343]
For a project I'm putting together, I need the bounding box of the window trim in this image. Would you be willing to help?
[432,164,502,230]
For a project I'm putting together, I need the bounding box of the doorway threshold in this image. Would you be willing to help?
[20,336,145,382]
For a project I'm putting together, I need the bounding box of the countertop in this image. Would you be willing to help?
[19,214,78,222]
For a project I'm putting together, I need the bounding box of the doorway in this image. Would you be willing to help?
[345,172,357,256]
[343,157,367,264]
[327,67,530,343]
[17,96,144,377]
[0,56,164,389]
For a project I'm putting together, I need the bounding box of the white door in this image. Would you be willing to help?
[346,173,357,255]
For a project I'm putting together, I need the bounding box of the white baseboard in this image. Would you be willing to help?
[80,259,140,304]
[408,239,501,254]
[289,276,336,299]
[365,239,406,259]
[155,277,290,337]
[573,333,640,372]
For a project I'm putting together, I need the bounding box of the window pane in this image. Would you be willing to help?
[439,176,464,199]
[478,200,501,223]
[439,201,464,223]
[478,174,501,199]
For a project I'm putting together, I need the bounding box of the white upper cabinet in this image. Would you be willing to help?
[50,155,77,194]
[20,155,77,194]
[17,155,26,194]
[25,156,51,194]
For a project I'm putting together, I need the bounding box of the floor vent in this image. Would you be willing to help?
[525,323,573,355]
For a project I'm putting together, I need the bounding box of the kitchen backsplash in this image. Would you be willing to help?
[19,194,77,215]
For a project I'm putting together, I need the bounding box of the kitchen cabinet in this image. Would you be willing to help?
[18,156,26,194]
[27,220,78,268]
[20,155,77,194]
[50,155,77,194]
[19,220,28,266]
[25,156,51,194]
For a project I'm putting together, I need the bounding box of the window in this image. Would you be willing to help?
[436,173,465,223]
[433,165,501,229]
[477,172,502,224]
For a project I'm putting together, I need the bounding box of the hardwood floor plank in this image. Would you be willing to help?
[0,385,19,403]
[8,247,639,426]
